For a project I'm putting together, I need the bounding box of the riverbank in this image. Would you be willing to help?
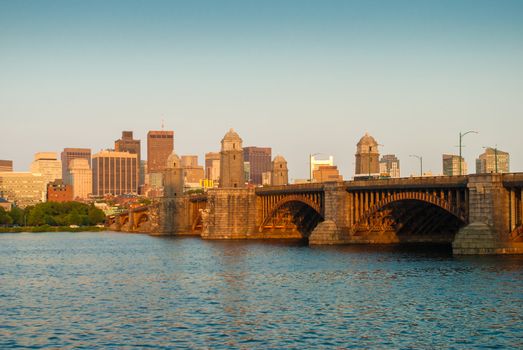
[0,225,106,233]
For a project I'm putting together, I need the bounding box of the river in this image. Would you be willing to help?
[1,232,522,348]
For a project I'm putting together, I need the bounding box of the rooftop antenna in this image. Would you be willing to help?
[161,118,165,130]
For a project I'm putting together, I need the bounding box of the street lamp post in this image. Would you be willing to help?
[409,154,423,177]
[459,130,478,176]
[483,146,499,173]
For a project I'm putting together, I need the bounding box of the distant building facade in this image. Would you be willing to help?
[271,155,289,186]
[310,155,334,180]
[115,131,141,184]
[476,148,510,174]
[147,130,174,173]
[443,154,467,176]
[0,160,13,172]
[181,155,205,188]
[355,133,380,177]
[30,152,62,186]
[313,165,343,182]
[92,150,138,196]
[219,129,245,188]
[61,148,91,184]
[69,158,92,199]
[379,154,400,178]
[205,152,220,184]
[47,180,74,202]
[0,172,45,207]
[243,146,272,185]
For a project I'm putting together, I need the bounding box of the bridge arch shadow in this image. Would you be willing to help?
[259,196,324,239]
[353,192,467,243]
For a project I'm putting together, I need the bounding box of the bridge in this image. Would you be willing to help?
[111,173,523,254]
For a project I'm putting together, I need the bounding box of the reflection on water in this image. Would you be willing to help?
[1,232,522,348]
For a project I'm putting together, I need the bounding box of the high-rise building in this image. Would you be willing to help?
[0,160,13,172]
[219,129,245,188]
[0,172,46,207]
[147,130,174,173]
[115,131,141,183]
[271,155,289,186]
[442,154,467,176]
[61,148,91,184]
[30,152,62,186]
[310,155,334,180]
[243,146,272,185]
[205,152,220,183]
[476,148,510,174]
[69,158,92,199]
[379,154,400,178]
[91,150,138,196]
[355,133,380,177]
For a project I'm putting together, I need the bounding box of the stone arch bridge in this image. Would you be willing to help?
[112,173,523,254]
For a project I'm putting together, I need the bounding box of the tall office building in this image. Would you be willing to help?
[379,154,400,178]
[92,150,138,196]
[181,155,205,186]
[355,133,380,177]
[476,148,510,174]
[61,148,91,184]
[219,129,245,188]
[313,165,343,182]
[442,154,467,176]
[243,146,272,185]
[30,152,62,186]
[0,160,13,172]
[205,152,221,183]
[115,131,141,184]
[147,130,174,173]
[69,158,92,199]
[0,172,45,207]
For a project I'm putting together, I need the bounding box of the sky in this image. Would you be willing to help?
[1,0,522,180]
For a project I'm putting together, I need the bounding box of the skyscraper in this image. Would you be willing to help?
[0,160,13,172]
[355,133,380,177]
[147,130,174,173]
[61,148,91,184]
[115,131,141,184]
[219,129,244,188]
[69,158,92,199]
[30,152,62,186]
[379,154,400,178]
[442,154,467,176]
[476,148,510,174]
[243,146,272,185]
[92,150,138,196]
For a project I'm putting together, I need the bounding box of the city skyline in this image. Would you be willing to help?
[1,0,522,179]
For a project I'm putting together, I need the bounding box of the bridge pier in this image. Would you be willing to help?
[453,174,523,254]
[309,182,350,245]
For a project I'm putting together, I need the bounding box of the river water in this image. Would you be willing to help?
[0,232,522,349]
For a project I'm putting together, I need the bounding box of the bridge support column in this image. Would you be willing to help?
[201,188,257,239]
[453,174,523,254]
[309,182,349,245]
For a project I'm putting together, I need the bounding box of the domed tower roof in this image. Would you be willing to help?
[166,152,181,169]
[221,128,243,151]
[357,132,378,147]
[273,155,287,163]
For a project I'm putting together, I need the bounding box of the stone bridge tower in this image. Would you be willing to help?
[355,132,380,177]
[271,155,288,186]
[219,128,245,188]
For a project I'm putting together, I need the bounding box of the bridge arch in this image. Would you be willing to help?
[352,191,467,241]
[259,195,324,237]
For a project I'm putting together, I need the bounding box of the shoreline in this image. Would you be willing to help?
[0,226,106,233]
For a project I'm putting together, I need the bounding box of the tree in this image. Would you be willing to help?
[9,207,24,226]
[88,206,106,225]
[0,207,13,226]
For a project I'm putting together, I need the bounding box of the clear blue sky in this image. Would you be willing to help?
[1,0,522,179]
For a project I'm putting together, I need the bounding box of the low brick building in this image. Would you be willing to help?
[47,180,73,202]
